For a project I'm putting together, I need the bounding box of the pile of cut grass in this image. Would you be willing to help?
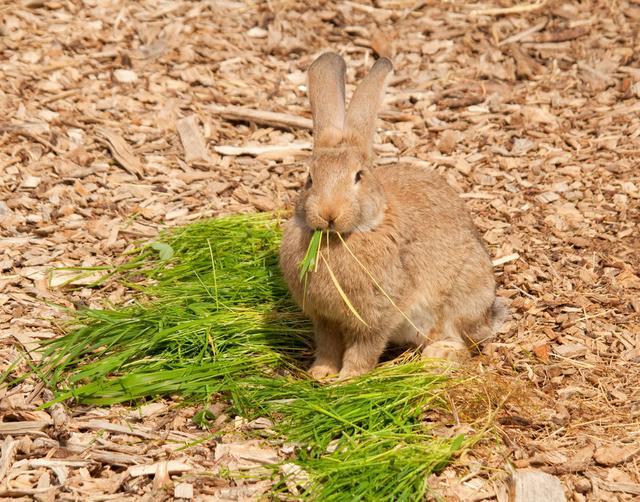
[31,213,480,499]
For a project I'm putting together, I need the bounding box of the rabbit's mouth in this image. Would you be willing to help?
[306,214,382,235]
[304,207,349,233]
[307,218,352,234]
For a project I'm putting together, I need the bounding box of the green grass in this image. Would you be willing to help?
[31,213,481,500]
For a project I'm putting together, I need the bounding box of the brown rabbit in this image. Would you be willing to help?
[279,52,499,380]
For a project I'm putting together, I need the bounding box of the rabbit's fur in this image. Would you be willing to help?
[279,53,498,379]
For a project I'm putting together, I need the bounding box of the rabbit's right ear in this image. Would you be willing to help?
[343,58,393,158]
[308,52,346,150]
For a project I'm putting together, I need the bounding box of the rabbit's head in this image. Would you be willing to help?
[299,53,393,234]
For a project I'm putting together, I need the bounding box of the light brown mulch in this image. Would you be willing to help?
[1,0,639,500]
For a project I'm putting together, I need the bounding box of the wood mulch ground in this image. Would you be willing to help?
[1,0,639,500]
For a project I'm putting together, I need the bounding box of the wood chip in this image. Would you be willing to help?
[554,343,588,359]
[21,175,41,189]
[0,436,17,483]
[492,253,520,267]
[127,402,169,420]
[536,192,560,204]
[594,444,640,467]
[174,482,194,499]
[128,461,193,478]
[96,128,144,178]
[0,421,50,435]
[113,69,138,83]
[75,419,156,440]
[279,463,310,496]
[471,1,549,16]
[152,460,172,491]
[510,469,566,502]
[370,29,394,59]
[176,115,210,164]
[599,480,640,496]
[21,458,92,468]
[214,442,280,470]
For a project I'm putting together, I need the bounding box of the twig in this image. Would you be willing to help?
[128,461,193,478]
[0,421,50,434]
[208,104,312,130]
[471,0,548,16]
[0,127,65,155]
[62,439,147,465]
[75,419,198,442]
[344,0,391,15]
[40,88,81,105]
[531,26,589,43]
[208,105,412,131]
[498,20,547,46]
[213,142,311,157]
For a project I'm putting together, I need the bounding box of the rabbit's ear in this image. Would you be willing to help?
[308,52,347,149]
[344,58,393,157]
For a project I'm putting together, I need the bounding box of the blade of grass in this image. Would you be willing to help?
[320,253,368,327]
[336,232,422,334]
[298,229,323,282]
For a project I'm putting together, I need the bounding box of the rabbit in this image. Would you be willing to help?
[279,52,499,380]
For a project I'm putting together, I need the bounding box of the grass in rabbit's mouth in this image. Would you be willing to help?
[300,229,369,326]
[299,229,323,282]
[21,213,493,500]
[301,229,420,330]
[298,230,368,326]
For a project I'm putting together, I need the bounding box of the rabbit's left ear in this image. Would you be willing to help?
[343,58,393,157]
[308,52,347,150]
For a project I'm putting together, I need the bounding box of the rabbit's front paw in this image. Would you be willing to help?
[422,340,469,362]
[309,363,339,380]
[337,366,368,381]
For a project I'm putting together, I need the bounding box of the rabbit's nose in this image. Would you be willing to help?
[320,208,337,227]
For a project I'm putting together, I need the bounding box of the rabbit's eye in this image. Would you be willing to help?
[305,175,313,189]
[355,170,364,183]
